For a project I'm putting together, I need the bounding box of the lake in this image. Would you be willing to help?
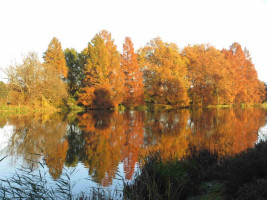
[0,108,266,198]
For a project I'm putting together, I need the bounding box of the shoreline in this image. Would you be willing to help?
[0,101,266,113]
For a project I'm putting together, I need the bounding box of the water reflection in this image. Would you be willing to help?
[188,108,266,156]
[74,111,144,186]
[3,113,68,179]
[0,108,266,187]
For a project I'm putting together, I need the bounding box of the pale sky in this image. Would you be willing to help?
[0,0,267,82]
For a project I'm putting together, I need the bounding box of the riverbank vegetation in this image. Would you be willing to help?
[1,30,266,110]
[2,139,267,199]
[124,140,267,200]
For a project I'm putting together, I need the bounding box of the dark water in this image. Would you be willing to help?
[0,108,266,195]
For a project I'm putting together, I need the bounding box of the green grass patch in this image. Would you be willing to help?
[0,105,31,114]
[188,181,225,200]
[63,97,85,112]
[206,104,232,108]
[134,105,148,111]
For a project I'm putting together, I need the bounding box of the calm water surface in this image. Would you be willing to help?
[0,108,266,195]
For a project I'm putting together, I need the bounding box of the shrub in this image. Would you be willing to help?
[218,141,267,196]
[124,149,219,200]
[236,179,267,200]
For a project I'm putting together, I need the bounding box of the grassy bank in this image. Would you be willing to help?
[124,141,267,200]
[2,101,264,113]
[0,104,32,113]
[0,102,84,114]
[206,104,233,108]
[124,147,220,200]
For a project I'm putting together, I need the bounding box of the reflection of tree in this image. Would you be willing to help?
[121,112,144,180]
[77,111,126,186]
[45,140,68,179]
[73,111,145,185]
[3,108,265,187]
[142,110,191,159]
[67,108,265,186]
[143,108,265,159]
[5,113,69,179]
[188,108,266,156]
[65,123,84,167]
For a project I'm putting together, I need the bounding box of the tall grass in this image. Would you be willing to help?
[0,156,120,200]
[123,148,219,200]
[124,141,267,200]
[0,166,119,200]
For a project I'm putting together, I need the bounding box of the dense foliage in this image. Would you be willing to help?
[3,30,266,109]
[139,38,190,106]
[77,30,125,109]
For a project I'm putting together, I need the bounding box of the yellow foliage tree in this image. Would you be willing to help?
[184,44,233,106]
[139,37,189,106]
[78,30,125,109]
[44,37,68,78]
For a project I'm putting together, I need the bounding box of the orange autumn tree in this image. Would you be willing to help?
[184,44,233,106]
[139,37,189,106]
[44,37,68,78]
[121,37,144,107]
[78,30,125,109]
[222,43,264,104]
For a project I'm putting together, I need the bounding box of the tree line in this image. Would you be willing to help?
[2,30,266,109]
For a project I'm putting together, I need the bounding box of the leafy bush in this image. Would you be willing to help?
[236,179,267,200]
[124,149,219,200]
[124,141,267,199]
[218,141,267,196]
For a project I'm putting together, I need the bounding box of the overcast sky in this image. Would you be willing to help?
[0,0,267,82]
